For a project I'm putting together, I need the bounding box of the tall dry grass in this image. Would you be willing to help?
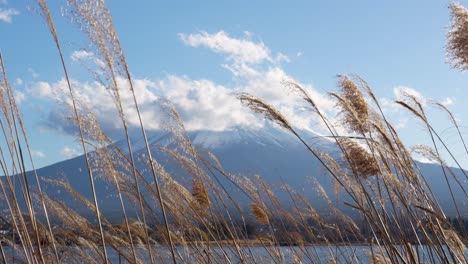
[0,1,465,263]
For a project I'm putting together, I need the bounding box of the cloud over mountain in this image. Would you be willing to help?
[29,31,335,139]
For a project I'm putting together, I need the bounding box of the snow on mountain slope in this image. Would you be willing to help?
[8,125,467,219]
[118,125,326,151]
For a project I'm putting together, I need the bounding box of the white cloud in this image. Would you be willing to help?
[159,75,262,131]
[296,52,303,57]
[179,31,272,65]
[32,150,45,158]
[30,31,335,138]
[0,0,7,5]
[378,86,428,126]
[28,68,39,79]
[275,53,290,63]
[379,86,461,134]
[71,50,106,68]
[382,86,456,117]
[394,117,409,129]
[15,78,23,86]
[32,75,262,134]
[380,97,397,112]
[378,87,426,131]
[61,147,80,158]
[14,90,25,104]
[28,81,54,97]
[178,31,334,129]
[0,8,18,23]
[441,97,455,106]
[394,86,426,105]
[243,31,253,38]
[31,71,333,136]
[71,50,93,61]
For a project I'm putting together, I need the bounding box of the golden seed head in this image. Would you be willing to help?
[447,3,468,70]
[192,179,209,210]
[336,75,370,133]
[339,138,380,178]
[250,203,269,225]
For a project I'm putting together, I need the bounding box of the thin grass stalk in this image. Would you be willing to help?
[237,94,382,256]
[0,241,6,264]
[0,51,59,264]
[239,89,449,262]
[434,102,468,157]
[396,100,465,229]
[0,51,60,263]
[119,46,177,264]
[88,125,140,264]
[344,79,460,260]
[354,76,442,206]
[35,1,109,262]
[196,163,254,263]
[355,129,424,254]
[0,76,39,264]
[60,9,141,261]
[396,100,467,180]
[154,145,246,263]
[42,184,142,263]
[160,107,250,262]
[115,142,222,260]
[64,1,164,261]
[0,106,37,263]
[8,100,45,264]
[285,82,394,244]
[0,97,32,262]
[107,70,145,264]
[350,92,458,260]
[79,34,140,263]
[0,165,33,263]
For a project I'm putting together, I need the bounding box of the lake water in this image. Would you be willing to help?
[105,245,467,263]
[3,245,466,263]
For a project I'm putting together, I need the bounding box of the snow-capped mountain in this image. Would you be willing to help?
[9,125,468,220]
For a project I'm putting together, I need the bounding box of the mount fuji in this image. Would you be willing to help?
[9,125,468,220]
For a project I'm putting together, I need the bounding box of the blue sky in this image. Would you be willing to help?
[1,0,467,169]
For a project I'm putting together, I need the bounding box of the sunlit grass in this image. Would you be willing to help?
[0,1,465,263]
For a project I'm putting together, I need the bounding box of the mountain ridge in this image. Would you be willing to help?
[6,126,467,220]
